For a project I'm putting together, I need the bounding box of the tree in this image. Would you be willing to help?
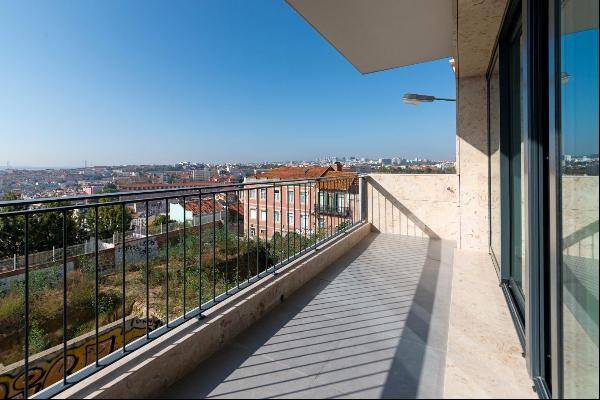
[151,214,174,228]
[0,192,25,257]
[94,201,133,240]
[29,203,86,252]
[0,194,86,258]
[101,183,118,193]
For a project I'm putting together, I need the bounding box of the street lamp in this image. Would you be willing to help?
[402,93,456,105]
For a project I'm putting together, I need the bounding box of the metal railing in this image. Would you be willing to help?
[314,204,351,217]
[0,175,362,399]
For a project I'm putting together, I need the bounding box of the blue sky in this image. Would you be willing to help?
[0,0,457,167]
[561,29,599,156]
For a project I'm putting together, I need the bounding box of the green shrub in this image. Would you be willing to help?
[0,292,25,335]
[28,320,48,355]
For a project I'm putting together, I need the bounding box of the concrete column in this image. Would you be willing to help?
[457,74,489,250]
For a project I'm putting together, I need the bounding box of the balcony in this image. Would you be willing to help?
[0,174,535,399]
[315,204,350,218]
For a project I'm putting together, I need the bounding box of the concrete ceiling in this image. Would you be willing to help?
[286,0,455,74]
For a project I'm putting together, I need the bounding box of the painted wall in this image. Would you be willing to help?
[0,317,161,399]
[365,174,459,240]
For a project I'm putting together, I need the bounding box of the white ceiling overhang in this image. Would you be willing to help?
[286,0,455,74]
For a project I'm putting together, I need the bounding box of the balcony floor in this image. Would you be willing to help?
[162,233,455,399]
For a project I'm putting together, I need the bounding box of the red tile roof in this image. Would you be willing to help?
[319,170,359,191]
[228,202,244,216]
[183,199,224,214]
[118,181,218,191]
[253,166,333,180]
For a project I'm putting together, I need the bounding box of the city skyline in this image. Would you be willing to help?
[0,0,457,167]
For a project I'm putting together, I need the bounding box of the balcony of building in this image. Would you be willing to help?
[0,173,536,399]
[314,204,351,218]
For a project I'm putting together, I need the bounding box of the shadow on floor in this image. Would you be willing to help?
[161,233,453,399]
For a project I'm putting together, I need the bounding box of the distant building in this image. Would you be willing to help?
[244,166,358,239]
[82,185,101,195]
[169,199,225,226]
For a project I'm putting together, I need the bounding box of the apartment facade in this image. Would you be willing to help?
[243,166,358,240]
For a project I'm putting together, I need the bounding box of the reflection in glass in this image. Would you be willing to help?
[559,0,599,397]
[489,55,502,267]
[508,28,526,304]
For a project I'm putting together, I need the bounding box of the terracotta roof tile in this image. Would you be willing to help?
[252,166,332,180]
[183,199,224,214]
[228,202,244,216]
[319,170,359,192]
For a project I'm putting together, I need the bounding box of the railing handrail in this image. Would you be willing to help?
[0,175,358,212]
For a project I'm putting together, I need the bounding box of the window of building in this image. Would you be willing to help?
[274,189,280,201]
[300,191,307,204]
[260,210,267,221]
[288,212,294,225]
[249,189,257,200]
[274,210,280,222]
[260,188,267,200]
[319,191,327,208]
[250,227,256,237]
[335,192,345,211]
[250,208,257,219]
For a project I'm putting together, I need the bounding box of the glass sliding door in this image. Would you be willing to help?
[507,19,527,317]
[489,49,504,275]
[557,0,599,397]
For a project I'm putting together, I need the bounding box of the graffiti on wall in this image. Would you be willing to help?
[0,317,161,399]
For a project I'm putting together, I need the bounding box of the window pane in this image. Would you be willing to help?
[489,53,502,266]
[559,1,599,397]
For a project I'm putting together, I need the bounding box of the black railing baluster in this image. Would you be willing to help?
[236,190,240,289]
[183,196,187,317]
[246,188,250,284]
[304,182,307,250]
[329,190,332,239]
[256,189,259,277]
[279,185,283,265]
[310,182,314,248]
[272,183,276,274]
[24,213,29,400]
[198,190,203,317]
[265,188,268,274]
[212,192,216,302]
[122,203,126,350]
[165,199,170,327]
[315,181,319,249]
[287,185,290,262]
[145,200,149,338]
[62,210,68,384]
[225,194,228,293]
[95,205,100,365]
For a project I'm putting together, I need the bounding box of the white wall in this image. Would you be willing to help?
[366,174,459,241]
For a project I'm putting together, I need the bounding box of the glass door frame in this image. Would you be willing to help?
[487,0,553,396]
